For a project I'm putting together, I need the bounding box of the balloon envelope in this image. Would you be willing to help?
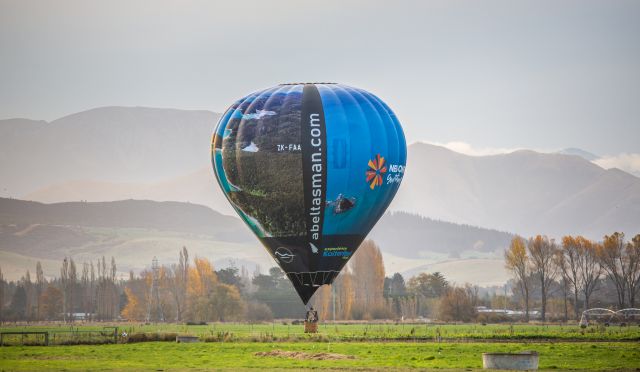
[211,83,406,304]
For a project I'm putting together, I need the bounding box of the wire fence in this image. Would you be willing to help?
[2,321,640,346]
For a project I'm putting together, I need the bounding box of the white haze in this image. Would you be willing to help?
[1,0,639,156]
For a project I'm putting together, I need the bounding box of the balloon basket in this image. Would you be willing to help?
[304,321,318,333]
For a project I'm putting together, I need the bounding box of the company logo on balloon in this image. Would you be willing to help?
[366,154,387,189]
[322,247,352,259]
[274,247,295,263]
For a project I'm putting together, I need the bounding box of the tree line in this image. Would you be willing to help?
[0,256,120,322]
[505,232,640,321]
[0,233,638,323]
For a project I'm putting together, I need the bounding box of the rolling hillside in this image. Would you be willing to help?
[0,198,512,284]
[0,198,246,239]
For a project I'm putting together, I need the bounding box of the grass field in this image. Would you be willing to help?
[2,322,639,343]
[1,341,639,370]
[1,323,639,370]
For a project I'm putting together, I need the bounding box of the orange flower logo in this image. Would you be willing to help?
[366,154,387,190]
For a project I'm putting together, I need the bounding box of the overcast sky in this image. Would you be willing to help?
[1,0,639,159]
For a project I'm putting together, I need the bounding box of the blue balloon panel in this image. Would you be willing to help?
[212,83,406,304]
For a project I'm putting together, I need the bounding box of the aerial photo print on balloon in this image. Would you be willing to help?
[211,83,406,304]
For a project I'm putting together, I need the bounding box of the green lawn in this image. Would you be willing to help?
[1,341,638,371]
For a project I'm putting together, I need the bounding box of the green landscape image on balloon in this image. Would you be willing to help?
[218,88,306,238]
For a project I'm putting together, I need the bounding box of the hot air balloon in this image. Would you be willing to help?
[211,83,406,304]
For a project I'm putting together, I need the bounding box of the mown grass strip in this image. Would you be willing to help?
[0,342,638,371]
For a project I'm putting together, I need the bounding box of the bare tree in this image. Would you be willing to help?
[528,235,559,322]
[505,236,531,321]
[60,258,69,322]
[165,267,177,318]
[180,247,189,287]
[626,234,640,307]
[110,257,117,282]
[598,233,628,308]
[81,263,90,319]
[168,246,189,321]
[95,256,119,320]
[465,284,480,310]
[23,270,33,322]
[35,262,45,321]
[557,273,570,322]
[101,256,107,280]
[89,261,95,319]
[438,285,477,322]
[68,259,77,321]
[96,257,105,320]
[0,266,4,323]
[577,237,601,310]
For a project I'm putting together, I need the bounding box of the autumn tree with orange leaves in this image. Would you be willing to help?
[311,240,385,320]
[505,236,531,321]
[598,232,640,308]
[558,235,603,318]
[598,232,628,308]
[627,234,640,307]
[577,237,601,310]
[527,235,559,322]
[349,240,386,319]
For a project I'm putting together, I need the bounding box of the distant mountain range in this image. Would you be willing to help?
[1,106,638,245]
[0,198,512,285]
[392,143,640,238]
[557,147,599,161]
[0,107,220,197]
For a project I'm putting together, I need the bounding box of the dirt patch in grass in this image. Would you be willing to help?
[255,350,356,360]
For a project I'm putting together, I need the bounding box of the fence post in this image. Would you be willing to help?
[45,332,49,346]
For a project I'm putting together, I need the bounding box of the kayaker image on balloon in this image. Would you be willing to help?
[325,194,357,215]
[212,83,406,304]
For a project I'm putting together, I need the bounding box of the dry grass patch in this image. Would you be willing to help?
[255,350,356,360]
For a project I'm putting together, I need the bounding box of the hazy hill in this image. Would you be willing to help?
[24,168,236,215]
[0,198,249,241]
[370,212,512,258]
[0,107,220,196]
[0,198,262,281]
[0,198,512,283]
[557,147,599,161]
[391,143,640,238]
[23,143,640,240]
[3,107,639,239]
